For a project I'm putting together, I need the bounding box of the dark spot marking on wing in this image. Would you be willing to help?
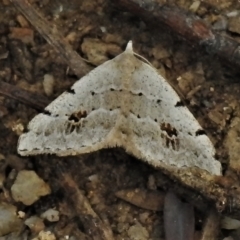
[195,129,206,136]
[69,110,87,122]
[138,92,143,96]
[66,123,76,134]
[214,153,219,160]
[91,91,95,96]
[19,149,27,152]
[194,151,199,157]
[160,123,180,151]
[175,101,184,107]
[66,88,75,94]
[160,123,178,137]
[121,130,127,135]
[157,99,161,104]
[43,110,51,116]
[70,125,76,133]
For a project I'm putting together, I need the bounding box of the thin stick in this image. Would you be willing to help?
[114,0,240,71]
[0,80,48,111]
[10,0,91,78]
[59,172,114,240]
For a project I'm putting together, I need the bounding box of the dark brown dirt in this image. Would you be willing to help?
[1,0,240,239]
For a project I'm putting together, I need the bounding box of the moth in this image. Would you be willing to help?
[18,41,221,177]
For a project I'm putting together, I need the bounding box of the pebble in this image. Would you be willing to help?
[221,216,240,230]
[127,222,149,240]
[189,1,201,12]
[228,17,240,34]
[11,170,51,205]
[41,209,60,222]
[0,202,22,236]
[32,230,56,240]
[81,38,121,65]
[43,74,55,97]
[24,216,45,233]
[226,10,240,18]
[212,17,228,31]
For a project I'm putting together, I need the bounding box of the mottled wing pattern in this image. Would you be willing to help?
[18,41,221,176]
[18,54,125,156]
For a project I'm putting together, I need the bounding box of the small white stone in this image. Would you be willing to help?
[24,216,45,233]
[38,230,56,240]
[0,203,22,236]
[11,170,51,205]
[43,74,55,97]
[18,211,25,219]
[100,26,107,33]
[41,208,60,222]
[127,222,149,240]
[88,174,99,183]
[221,216,240,230]
[226,10,240,18]
[223,237,234,240]
[189,1,201,12]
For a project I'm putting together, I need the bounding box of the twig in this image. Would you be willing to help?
[10,0,91,78]
[158,167,240,220]
[0,80,48,111]
[113,0,240,71]
[201,210,220,240]
[59,172,114,240]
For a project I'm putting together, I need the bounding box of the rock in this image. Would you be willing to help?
[41,209,60,222]
[189,1,201,12]
[127,223,149,240]
[221,216,240,230]
[117,222,129,233]
[0,202,22,236]
[226,10,240,17]
[151,44,171,60]
[177,63,205,95]
[212,17,228,31]
[24,216,45,233]
[11,170,51,205]
[81,38,121,65]
[16,15,30,28]
[228,17,240,34]
[223,237,234,240]
[43,74,55,97]
[208,109,225,128]
[9,27,34,45]
[33,230,56,240]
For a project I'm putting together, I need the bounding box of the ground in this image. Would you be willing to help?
[1,0,240,239]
